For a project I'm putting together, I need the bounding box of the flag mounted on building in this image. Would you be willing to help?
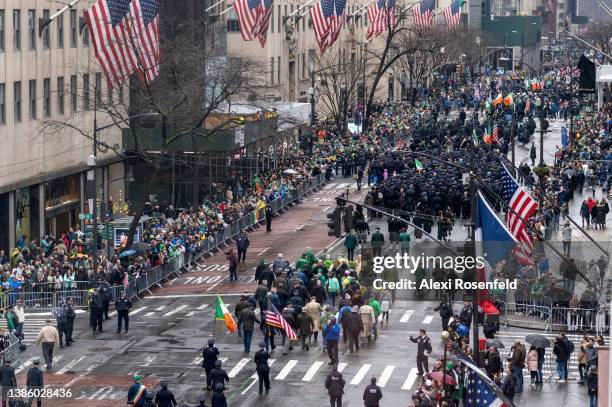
[265,303,298,339]
[327,0,347,49]
[257,0,274,47]
[501,162,538,265]
[85,0,161,87]
[412,0,435,28]
[443,0,463,28]
[366,0,386,41]
[386,0,396,28]
[310,0,335,52]
[214,295,237,333]
[233,0,275,47]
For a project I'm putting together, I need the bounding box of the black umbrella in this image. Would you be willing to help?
[130,242,151,255]
[525,334,551,348]
[486,339,505,349]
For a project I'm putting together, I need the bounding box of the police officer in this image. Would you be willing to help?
[115,291,132,334]
[54,297,69,348]
[254,342,271,394]
[65,297,76,345]
[325,367,345,407]
[409,329,432,375]
[265,205,273,232]
[362,377,383,407]
[202,339,220,391]
[89,288,104,333]
[209,360,229,391]
[0,359,16,407]
[99,281,113,320]
[26,357,44,407]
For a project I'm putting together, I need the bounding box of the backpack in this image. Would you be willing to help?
[566,340,575,354]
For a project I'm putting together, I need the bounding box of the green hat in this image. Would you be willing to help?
[133,375,142,382]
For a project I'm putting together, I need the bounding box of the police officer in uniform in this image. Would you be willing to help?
[202,339,220,390]
[409,329,432,375]
[325,367,345,407]
[362,377,383,407]
[115,291,132,334]
[65,297,76,345]
[0,359,16,407]
[26,357,44,407]
[209,360,229,391]
[254,342,271,394]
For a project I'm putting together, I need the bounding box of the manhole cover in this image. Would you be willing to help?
[89,346,112,352]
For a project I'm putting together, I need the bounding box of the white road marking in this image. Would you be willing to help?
[324,183,336,190]
[257,247,270,256]
[206,281,222,292]
[350,364,371,385]
[378,365,395,387]
[335,183,351,189]
[56,355,85,374]
[88,386,112,400]
[197,304,209,310]
[400,310,414,323]
[144,312,156,317]
[301,361,324,382]
[186,311,196,317]
[275,360,298,380]
[422,315,434,324]
[241,360,276,395]
[319,205,332,214]
[192,356,203,365]
[401,367,419,390]
[228,358,250,378]
[130,306,149,315]
[155,305,166,311]
[141,355,157,367]
[294,224,306,231]
[163,305,188,317]
[15,357,35,374]
[337,362,348,373]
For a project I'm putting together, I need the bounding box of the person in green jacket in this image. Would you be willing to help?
[368,297,381,338]
[344,230,358,262]
[5,305,16,332]
[399,228,411,255]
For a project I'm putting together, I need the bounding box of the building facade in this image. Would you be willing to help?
[0,0,126,253]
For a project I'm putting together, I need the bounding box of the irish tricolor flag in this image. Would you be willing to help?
[415,159,424,172]
[215,295,236,332]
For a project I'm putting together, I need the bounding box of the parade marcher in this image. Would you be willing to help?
[434,296,453,331]
[234,294,251,338]
[89,288,104,333]
[359,302,376,345]
[530,142,537,166]
[13,300,25,339]
[254,342,271,394]
[211,383,228,407]
[210,360,229,391]
[154,381,178,407]
[346,306,363,353]
[344,230,358,261]
[409,329,432,375]
[238,304,260,353]
[115,291,132,334]
[225,249,239,282]
[53,297,69,348]
[325,367,345,407]
[265,205,273,232]
[370,228,385,257]
[35,320,59,370]
[127,375,147,406]
[65,297,76,345]
[323,317,341,365]
[363,377,383,407]
[236,231,250,263]
[0,359,16,407]
[303,297,323,344]
[297,308,315,351]
[99,281,113,320]
[202,339,220,391]
[26,357,44,407]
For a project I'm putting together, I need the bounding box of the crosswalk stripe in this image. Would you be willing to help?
[15,357,35,374]
[324,184,336,190]
[131,307,149,316]
[144,312,155,317]
[155,306,166,311]
[241,360,276,395]
[400,310,414,323]
[186,311,196,317]
[350,364,371,385]
[200,357,228,377]
[228,358,250,378]
[197,304,209,310]
[301,361,324,382]
[378,365,395,387]
[56,355,86,374]
[275,360,298,380]
[401,367,419,390]
[422,316,434,324]
[335,183,351,190]
[163,305,188,317]
[337,362,347,373]
[192,357,203,365]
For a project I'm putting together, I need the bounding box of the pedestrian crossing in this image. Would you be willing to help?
[2,311,86,345]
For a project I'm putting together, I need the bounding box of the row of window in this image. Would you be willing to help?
[0,75,124,125]
[0,8,89,52]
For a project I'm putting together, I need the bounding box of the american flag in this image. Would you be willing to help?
[464,368,508,407]
[86,0,160,87]
[366,0,387,41]
[443,0,463,28]
[257,0,274,47]
[310,0,335,52]
[412,0,435,28]
[265,303,297,340]
[492,124,498,142]
[386,0,396,29]
[501,163,538,265]
[327,0,347,50]
[233,0,262,41]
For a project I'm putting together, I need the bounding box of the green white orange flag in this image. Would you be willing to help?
[215,295,236,332]
[415,159,424,172]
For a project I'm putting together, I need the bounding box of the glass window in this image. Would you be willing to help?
[82,12,89,47]
[70,75,77,112]
[0,83,5,124]
[0,10,5,52]
[42,10,50,49]
[28,80,36,119]
[13,81,21,121]
[28,10,35,50]
[44,174,80,210]
[271,7,274,33]
[43,78,50,117]
[95,72,102,105]
[57,12,63,48]
[57,77,64,115]
[13,10,20,50]
[70,10,77,48]
[277,56,281,83]
[83,74,90,110]
[270,57,274,84]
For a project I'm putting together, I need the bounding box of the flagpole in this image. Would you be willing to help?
[468,173,480,369]
[212,292,218,342]
[38,0,83,37]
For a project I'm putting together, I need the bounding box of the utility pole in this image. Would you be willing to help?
[310,69,316,126]
[539,112,547,167]
[468,173,480,367]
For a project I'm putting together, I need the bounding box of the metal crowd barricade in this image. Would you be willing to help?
[54,290,90,309]
[501,302,552,332]
[550,306,600,333]
[3,332,23,368]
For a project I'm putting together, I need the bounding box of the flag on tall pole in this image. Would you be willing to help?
[214,295,237,333]
[265,303,298,339]
[443,0,463,28]
[366,0,387,41]
[233,0,262,41]
[412,0,435,28]
[327,0,347,48]
[85,0,161,87]
[310,0,335,52]
[501,163,538,265]
[386,0,396,28]
[257,0,274,47]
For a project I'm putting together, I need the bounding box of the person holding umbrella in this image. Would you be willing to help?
[527,345,539,386]
[526,334,550,385]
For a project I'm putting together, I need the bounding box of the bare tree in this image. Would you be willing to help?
[584,20,612,62]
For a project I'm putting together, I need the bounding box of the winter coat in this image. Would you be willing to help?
[345,311,363,334]
[553,340,569,362]
[325,372,345,397]
[511,345,525,368]
[303,300,323,331]
[359,305,375,337]
[238,308,260,332]
[527,349,539,371]
[297,312,314,336]
[323,322,341,341]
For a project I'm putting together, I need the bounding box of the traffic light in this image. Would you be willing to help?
[343,206,354,233]
[327,207,342,237]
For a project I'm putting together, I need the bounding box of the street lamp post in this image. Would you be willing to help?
[441,330,450,398]
[309,65,316,126]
